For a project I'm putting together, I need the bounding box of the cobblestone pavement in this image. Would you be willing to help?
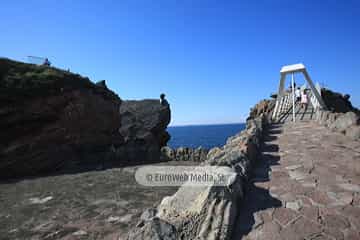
[233,122,360,240]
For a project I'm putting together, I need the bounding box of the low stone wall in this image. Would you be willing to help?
[161,146,209,162]
[315,110,360,140]
[127,114,268,240]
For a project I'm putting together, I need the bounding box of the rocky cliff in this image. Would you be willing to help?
[0,58,170,179]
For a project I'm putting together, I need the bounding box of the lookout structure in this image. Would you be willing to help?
[272,63,327,122]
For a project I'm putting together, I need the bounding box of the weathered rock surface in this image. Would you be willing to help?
[345,125,360,140]
[129,217,177,240]
[116,99,171,164]
[0,58,170,179]
[161,146,208,162]
[248,99,275,121]
[313,88,360,140]
[128,115,268,240]
[316,109,360,140]
[329,111,359,132]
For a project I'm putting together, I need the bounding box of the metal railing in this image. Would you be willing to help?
[272,91,294,120]
[308,83,322,111]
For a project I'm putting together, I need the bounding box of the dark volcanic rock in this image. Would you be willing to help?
[0,58,170,179]
[116,99,171,164]
[128,218,177,240]
[321,88,359,114]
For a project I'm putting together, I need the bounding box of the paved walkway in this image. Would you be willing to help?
[233,122,360,240]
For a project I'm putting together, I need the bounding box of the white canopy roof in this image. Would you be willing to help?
[280,63,305,74]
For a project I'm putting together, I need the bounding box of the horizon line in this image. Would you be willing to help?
[169,121,246,127]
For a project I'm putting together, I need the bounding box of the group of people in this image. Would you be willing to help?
[295,87,308,109]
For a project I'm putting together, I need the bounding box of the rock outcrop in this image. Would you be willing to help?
[0,58,170,179]
[321,88,359,114]
[127,115,268,240]
[113,99,171,165]
[161,146,208,162]
[315,88,360,140]
[248,99,275,121]
[316,110,360,140]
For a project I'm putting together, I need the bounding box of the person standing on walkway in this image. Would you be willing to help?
[301,90,308,109]
[295,87,301,103]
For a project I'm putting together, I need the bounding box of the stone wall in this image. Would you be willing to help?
[161,146,209,162]
[127,114,269,240]
[315,110,360,140]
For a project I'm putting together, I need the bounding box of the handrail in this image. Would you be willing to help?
[308,83,323,111]
[272,91,293,120]
[272,84,324,122]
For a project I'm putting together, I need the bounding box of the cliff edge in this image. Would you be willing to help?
[0,58,170,179]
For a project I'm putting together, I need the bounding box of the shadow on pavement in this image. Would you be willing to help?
[232,124,282,239]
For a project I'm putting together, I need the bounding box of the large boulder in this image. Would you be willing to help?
[0,58,171,179]
[117,99,171,163]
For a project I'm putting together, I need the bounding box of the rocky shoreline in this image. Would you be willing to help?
[161,146,209,162]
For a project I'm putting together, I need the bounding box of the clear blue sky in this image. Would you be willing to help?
[1,0,359,126]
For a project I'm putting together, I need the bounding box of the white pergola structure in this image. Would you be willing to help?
[272,63,327,122]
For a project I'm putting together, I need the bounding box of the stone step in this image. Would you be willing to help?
[276,104,315,123]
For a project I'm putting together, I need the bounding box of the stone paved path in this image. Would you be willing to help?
[233,122,360,240]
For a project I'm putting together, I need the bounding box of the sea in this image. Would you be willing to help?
[167,123,246,149]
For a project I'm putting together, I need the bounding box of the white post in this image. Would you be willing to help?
[291,73,296,122]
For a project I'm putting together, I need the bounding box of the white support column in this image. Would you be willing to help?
[291,73,296,122]
[302,69,327,109]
